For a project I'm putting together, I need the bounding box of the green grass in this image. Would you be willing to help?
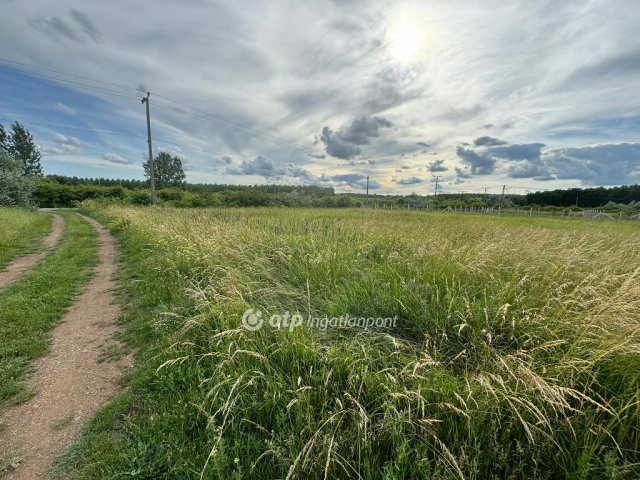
[58,205,640,479]
[0,207,52,270]
[0,212,97,406]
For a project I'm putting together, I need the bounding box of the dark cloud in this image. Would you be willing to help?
[102,153,132,165]
[307,152,326,159]
[329,173,380,189]
[456,146,495,175]
[287,163,321,184]
[489,142,545,161]
[318,116,392,160]
[69,9,103,43]
[364,66,424,112]
[397,176,423,185]
[473,136,507,146]
[416,141,430,148]
[29,16,80,42]
[507,159,551,178]
[339,116,392,145]
[544,142,640,185]
[226,155,286,177]
[221,155,232,164]
[426,159,447,172]
[318,126,361,159]
[29,8,102,43]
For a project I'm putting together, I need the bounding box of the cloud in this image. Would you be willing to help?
[102,153,132,165]
[318,126,361,159]
[455,167,473,179]
[53,102,76,115]
[221,155,232,164]
[69,9,103,43]
[489,143,545,161]
[456,146,495,175]
[328,173,380,189]
[473,136,507,146]
[543,142,640,185]
[4,0,638,191]
[29,8,102,43]
[507,160,552,179]
[157,145,187,160]
[318,116,392,159]
[286,164,322,184]
[41,133,83,155]
[396,176,423,185]
[426,159,447,172]
[226,155,286,177]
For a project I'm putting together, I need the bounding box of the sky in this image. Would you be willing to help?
[0,0,639,195]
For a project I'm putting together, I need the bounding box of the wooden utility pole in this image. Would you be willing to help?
[366,175,369,197]
[141,92,157,204]
[501,184,506,199]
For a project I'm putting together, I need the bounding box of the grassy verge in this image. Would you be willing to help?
[59,205,639,479]
[0,212,97,406]
[0,208,52,270]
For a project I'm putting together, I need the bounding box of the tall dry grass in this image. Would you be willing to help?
[72,204,640,479]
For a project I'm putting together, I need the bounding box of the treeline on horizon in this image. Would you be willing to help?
[35,174,640,210]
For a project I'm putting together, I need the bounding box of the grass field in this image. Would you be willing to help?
[0,208,52,270]
[60,205,639,479]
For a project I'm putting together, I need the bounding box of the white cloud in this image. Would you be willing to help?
[53,102,76,115]
[1,0,638,190]
[41,133,83,155]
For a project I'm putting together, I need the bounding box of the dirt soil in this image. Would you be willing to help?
[0,214,65,290]
[0,214,129,479]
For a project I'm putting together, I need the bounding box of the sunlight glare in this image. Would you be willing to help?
[388,11,424,62]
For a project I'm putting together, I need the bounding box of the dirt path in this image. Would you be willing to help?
[0,213,65,290]
[0,214,128,479]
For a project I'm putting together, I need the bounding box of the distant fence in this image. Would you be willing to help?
[360,203,640,220]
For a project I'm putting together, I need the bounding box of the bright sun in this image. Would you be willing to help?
[388,13,423,62]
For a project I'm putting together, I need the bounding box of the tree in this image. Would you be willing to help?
[143,151,186,188]
[0,124,8,154]
[0,153,36,207]
[2,122,43,177]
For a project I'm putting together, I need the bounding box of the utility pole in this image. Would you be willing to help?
[141,92,157,204]
[433,175,441,197]
[501,184,506,199]
[366,175,369,197]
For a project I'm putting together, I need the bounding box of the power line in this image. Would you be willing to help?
[0,117,145,138]
[0,57,141,94]
[0,57,329,160]
[0,115,248,163]
[0,66,140,101]
[151,94,327,156]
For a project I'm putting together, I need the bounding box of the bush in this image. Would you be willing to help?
[0,154,36,207]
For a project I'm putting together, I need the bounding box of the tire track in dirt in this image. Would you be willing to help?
[0,214,129,479]
[0,213,65,290]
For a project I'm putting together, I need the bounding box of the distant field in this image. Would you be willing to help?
[0,208,51,270]
[65,205,640,479]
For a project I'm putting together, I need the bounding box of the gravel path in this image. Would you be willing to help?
[0,214,128,479]
[0,213,65,290]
